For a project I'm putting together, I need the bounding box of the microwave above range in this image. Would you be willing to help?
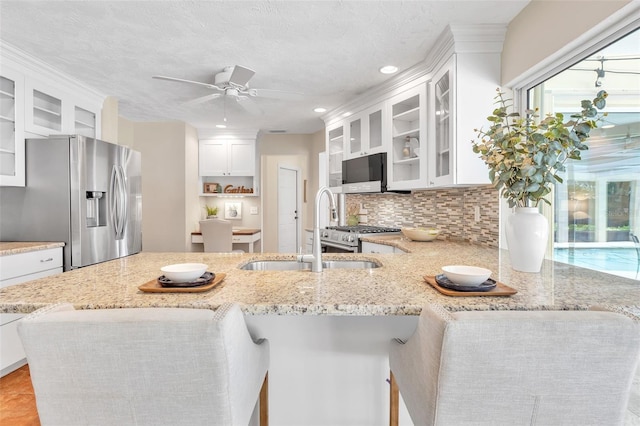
[342,153,387,193]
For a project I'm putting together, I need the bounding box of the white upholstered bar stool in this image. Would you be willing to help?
[18,303,269,426]
[389,304,640,426]
[200,218,243,253]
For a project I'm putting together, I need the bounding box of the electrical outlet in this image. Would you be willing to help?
[474,206,481,222]
[250,206,258,215]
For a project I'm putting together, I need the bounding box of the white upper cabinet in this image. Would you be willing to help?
[24,78,101,139]
[326,122,345,190]
[199,139,255,176]
[0,66,25,187]
[345,103,386,159]
[427,52,496,187]
[322,25,505,192]
[388,83,427,190]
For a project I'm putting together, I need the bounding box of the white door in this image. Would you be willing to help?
[278,166,299,253]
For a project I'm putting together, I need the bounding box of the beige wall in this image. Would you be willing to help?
[131,121,190,252]
[100,96,119,144]
[502,0,630,85]
[258,132,321,252]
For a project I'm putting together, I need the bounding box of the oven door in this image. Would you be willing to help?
[321,240,359,253]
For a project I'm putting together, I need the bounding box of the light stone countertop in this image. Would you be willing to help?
[0,239,638,318]
[0,242,65,256]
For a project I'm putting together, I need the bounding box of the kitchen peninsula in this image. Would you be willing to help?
[1,240,637,425]
[1,239,637,317]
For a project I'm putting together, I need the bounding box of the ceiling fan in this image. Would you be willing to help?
[152,65,302,115]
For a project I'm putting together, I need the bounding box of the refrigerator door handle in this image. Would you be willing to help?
[109,165,128,240]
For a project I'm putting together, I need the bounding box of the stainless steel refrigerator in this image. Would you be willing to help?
[0,135,142,271]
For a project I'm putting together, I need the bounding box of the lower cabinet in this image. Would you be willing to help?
[304,230,314,254]
[0,247,63,377]
[361,241,401,254]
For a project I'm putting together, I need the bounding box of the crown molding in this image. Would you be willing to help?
[0,40,106,106]
[322,24,506,126]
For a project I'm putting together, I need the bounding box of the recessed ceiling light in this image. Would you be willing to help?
[379,65,398,74]
[314,107,327,113]
[216,124,227,129]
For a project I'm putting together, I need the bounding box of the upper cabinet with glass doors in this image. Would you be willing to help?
[0,66,25,186]
[326,122,345,190]
[388,83,427,190]
[427,53,496,187]
[25,78,100,139]
[345,103,386,159]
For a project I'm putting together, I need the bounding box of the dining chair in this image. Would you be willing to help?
[199,218,238,252]
[389,304,640,426]
[18,303,269,426]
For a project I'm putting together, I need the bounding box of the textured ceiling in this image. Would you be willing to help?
[0,1,530,134]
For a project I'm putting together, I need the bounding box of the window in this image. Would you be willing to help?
[528,29,640,280]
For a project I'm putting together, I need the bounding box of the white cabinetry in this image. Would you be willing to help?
[25,78,100,139]
[0,247,63,377]
[304,229,314,254]
[0,66,25,187]
[199,139,255,176]
[199,138,257,196]
[361,241,402,254]
[345,104,386,159]
[427,53,495,187]
[388,84,427,191]
[326,123,345,190]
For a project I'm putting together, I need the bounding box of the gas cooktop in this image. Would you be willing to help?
[326,225,401,234]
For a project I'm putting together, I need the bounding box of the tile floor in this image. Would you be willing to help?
[0,365,39,426]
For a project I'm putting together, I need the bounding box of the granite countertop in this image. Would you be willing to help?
[0,242,65,256]
[0,239,638,318]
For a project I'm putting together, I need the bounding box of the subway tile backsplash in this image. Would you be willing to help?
[347,185,499,248]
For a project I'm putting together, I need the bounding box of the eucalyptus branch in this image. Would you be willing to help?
[472,88,607,208]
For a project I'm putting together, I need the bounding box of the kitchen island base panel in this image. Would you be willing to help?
[245,315,417,425]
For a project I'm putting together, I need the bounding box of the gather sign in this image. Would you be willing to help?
[224,185,254,194]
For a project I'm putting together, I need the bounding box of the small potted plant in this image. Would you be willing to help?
[205,205,219,219]
[471,88,607,272]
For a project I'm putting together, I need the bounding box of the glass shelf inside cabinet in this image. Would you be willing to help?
[75,106,96,138]
[391,93,421,183]
[0,76,16,175]
[33,89,62,131]
[328,126,345,187]
[435,71,451,178]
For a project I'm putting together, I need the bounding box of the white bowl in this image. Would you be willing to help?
[441,265,491,286]
[160,263,208,282]
[401,227,440,242]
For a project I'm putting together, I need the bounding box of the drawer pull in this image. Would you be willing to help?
[40,257,54,263]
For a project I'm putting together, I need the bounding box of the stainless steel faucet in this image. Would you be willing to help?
[298,186,338,272]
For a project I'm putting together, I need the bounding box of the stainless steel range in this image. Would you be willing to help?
[320,225,401,253]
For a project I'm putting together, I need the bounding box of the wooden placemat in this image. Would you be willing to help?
[139,273,226,293]
[423,275,517,297]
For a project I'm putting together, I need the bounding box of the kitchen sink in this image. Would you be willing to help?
[239,259,380,271]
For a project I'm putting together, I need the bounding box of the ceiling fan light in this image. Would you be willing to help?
[314,107,327,113]
[379,65,398,74]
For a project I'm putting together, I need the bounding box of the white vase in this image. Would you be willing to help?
[505,207,549,273]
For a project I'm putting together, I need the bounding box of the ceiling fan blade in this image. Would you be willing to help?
[235,97,262,115]
[183,93,222,106]
[251,88,305,100]
[229,65,255,87]
[152,75,222,91]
